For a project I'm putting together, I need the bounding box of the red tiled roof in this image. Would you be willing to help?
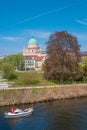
[25,55,44,61]
[35,56,44,61]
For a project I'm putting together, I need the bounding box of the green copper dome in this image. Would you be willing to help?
[28,36,37,44]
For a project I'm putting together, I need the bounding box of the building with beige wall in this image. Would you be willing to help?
[23,36,46,70]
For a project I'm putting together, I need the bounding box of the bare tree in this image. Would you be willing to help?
[44,31,81,83]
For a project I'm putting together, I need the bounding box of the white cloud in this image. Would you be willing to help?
[35,31,51,38]
[0,36,24,41]
[74,32,87,52]
[75,33,87,41]
[76,19,87,25]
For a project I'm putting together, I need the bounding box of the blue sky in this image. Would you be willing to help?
[0,0,87,56]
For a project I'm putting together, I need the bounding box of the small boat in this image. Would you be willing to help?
[5,107,33,118]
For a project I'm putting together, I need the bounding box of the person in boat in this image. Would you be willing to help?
[11,107,16,113]
[11,107,22,113]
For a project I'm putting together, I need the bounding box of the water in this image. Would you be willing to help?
[1,97,87,130]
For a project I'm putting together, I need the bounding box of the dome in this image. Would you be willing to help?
[28,36,37,45]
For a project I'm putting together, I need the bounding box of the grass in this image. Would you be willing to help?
[32,88,46,94]
[1,70,86,88]
[1,84,87,106]
[10,71,56,87]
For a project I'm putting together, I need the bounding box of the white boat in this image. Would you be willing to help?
[5,108,33,118]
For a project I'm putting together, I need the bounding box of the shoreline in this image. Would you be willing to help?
[0,84,87,106]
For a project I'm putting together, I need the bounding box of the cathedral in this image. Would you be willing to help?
[23,36,46,70]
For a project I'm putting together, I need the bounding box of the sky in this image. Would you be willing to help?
[0,0,87,56]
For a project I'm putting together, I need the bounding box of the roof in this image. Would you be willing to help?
[35,56,44,61]
[28,36,37,45]
[25,55,44,61]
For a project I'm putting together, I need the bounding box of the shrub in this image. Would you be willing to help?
[16,71,39,86]
[2,64,16,80]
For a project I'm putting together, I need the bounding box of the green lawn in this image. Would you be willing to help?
[10,71,56,87]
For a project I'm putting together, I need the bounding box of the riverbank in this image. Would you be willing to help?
[0,84,87,106]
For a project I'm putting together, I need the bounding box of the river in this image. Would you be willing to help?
[0,97,87,130]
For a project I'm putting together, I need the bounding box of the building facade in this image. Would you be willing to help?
[23,36,46,70]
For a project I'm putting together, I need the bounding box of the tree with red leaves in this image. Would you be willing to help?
[44,31,81,83]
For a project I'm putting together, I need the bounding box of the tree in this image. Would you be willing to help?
[44,31,81,83]
[0,59,4,70]
[2,64,16,80]
[80,57,87,81]
[15,53,24,70]
[1,53,24,71]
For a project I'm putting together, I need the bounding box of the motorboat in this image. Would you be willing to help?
[5,107,33,118]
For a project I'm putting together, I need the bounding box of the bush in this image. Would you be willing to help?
[2,64,16,80]
[16,71,39,86]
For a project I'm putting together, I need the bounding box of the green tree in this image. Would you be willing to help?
[2,53,24,71]
[80,57,87,81]
[2,64,16,80]
[0,59,4,70]
[44,31,81,83]
[15,53,24,70]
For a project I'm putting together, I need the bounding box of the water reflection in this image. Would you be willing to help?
[1,98,87,130]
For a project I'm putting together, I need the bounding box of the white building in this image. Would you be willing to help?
[23,36,46,70]
[0,56,4,60]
